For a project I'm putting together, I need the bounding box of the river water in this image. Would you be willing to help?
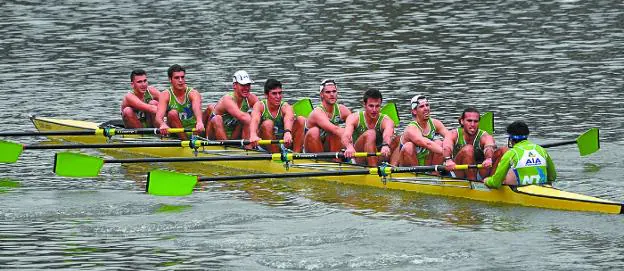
[1,0,623,270]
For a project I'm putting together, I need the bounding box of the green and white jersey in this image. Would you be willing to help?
[221,92,250,137]
[485,140,556,188]
[352,111,385,144]
[166,86,196,129]
[129,90,154,128]
[260,100,285,134]
[452,127,485,159]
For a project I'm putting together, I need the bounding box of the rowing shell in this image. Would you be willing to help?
[30,116,624,214]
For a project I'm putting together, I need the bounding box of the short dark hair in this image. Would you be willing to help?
[362,89,382,104]
[507,120,530,137]
[264,78,282,94]
[130,69,147,82]
[167,64,185,79]
[459,107,480,125]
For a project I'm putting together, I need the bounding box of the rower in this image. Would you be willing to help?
[120,69,161,128]
[303,79,351,153]
[155,64,209,140]
[443,107,507,180]
[206,70,259,140]
[248,78,305,153]
[389,94,451,167]
[341,89,395,166]
[484,121,556,188]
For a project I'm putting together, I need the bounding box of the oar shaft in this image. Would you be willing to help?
[0,128,196,137]
[541,140,576,148]
[103,152,378,164]
[23,139,284,150]
[199,168,374,182]
[0,130,98,136]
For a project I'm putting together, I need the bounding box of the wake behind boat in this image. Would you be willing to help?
[24,116,624,215]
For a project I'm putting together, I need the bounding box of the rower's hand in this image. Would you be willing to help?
[159,123,170,136]
[482,158,493,168]
[444,159,457,171]
[380,145,391,157]
[343,145,356,158]
[248,135,262,148]
[195,122,205,134]
[283,131,293,147]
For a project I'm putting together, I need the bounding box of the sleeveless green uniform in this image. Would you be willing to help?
[166,87,196,130]
[485,140,556,188]
[404,118,436,166]
[352,111,386,146]
[220,92,250,138]
[452,127,486,162]
[260,100,285,136]
[317,103,344,140]
[126,90,154,128]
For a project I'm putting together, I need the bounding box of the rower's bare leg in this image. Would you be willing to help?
[231,124,243,140]
[259,120,279,153]
[453,145,476,179]
[292,116,305,153]
[354,130,378,166]
[202,104,215,137]
[304,127,323,153]
[326,133,344,153]
[166,110,187,140]
[121,107,142,128]
[485,147,508,177]
[503,169,518,186]
[146,100,159,127]
[208,115,227,140]
[398,142,419,167]
[429,140,445,165]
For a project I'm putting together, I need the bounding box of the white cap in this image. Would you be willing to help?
[319,79,337,92]
[410,94,428,109]
[232,70,254,85]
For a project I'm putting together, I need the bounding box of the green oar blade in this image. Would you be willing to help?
[53,152,104,177]
[576,128,600,156]
[0,140,23,163]
[479,111,494,135]
[293,98,313,118]
[146,170,198,196]
[381,102,400,127]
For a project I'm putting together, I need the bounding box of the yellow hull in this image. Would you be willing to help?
[30,116,624,214]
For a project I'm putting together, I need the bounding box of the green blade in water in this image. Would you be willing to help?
[479,111,494,135]
[146,170,198,196]
[292,98,313,118]
[54,152,104,177]
[0,140,23,163]
[381,102,400,127]
[577,128,600,156]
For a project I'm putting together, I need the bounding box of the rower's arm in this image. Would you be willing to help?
[546,151,557,183]
[282,103,295,132]
[124,93,157,114]
[442,130,458,158]
[148,86,161,101]
[155,91,170,128]
[189,89,204,126]
[341,113,358,149]
[311,109,341,136]
[485,151,514,189]
[480,133,496,160]
[380,116,394,145]
[223,96,251,124]
[248,102,263,139]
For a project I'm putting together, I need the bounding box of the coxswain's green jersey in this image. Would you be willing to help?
[485,139,556,188]
[166,86,196,129]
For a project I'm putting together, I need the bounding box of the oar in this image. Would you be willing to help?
[0,127,195,137]
[542,128,600,156]
[479,111,494,135]
[381,102,400,127]
[0,139,283,163]
[292,98,314,118]
[145,164,481,196]
[53,151,381,177]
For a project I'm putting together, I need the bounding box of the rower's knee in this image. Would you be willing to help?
[210,115,223,126]
[401,142,416,156]
[260,120,274,135]
[167,110,179,120]
[121,107,136,118]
